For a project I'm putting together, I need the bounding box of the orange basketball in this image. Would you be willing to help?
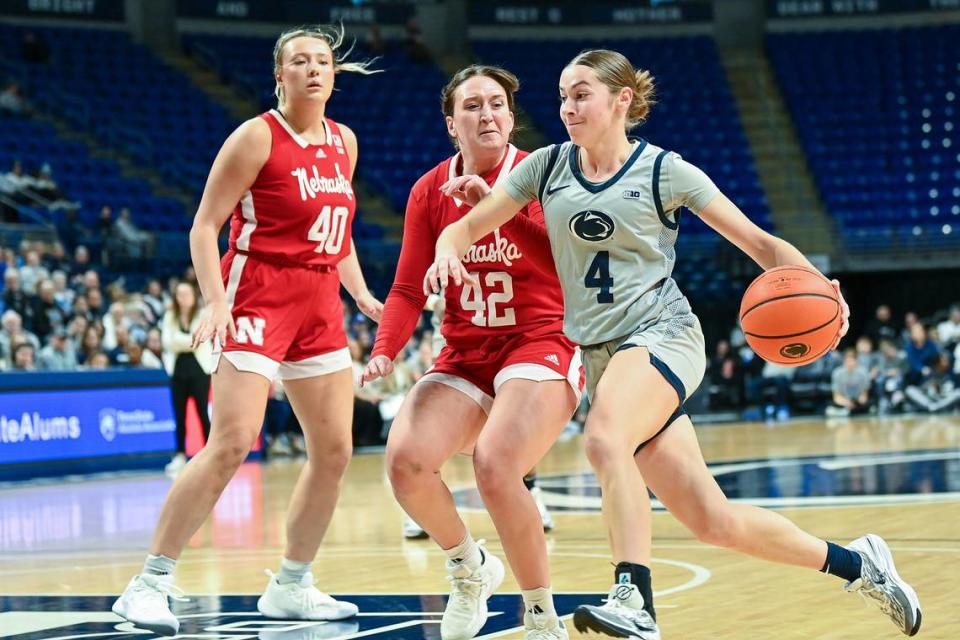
[739,265,841,366]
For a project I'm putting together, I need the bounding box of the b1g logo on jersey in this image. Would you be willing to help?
[235,317,266,346]
[569,210,615,242]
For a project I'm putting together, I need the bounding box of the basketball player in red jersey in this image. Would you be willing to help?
[111,26,381,636]
[361,66,579,640]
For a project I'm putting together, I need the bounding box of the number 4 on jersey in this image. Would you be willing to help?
[585,251,614,303]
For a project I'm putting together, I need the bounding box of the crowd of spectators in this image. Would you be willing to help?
[709,303,960,419]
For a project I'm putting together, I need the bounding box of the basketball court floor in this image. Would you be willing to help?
[2,414,958,639]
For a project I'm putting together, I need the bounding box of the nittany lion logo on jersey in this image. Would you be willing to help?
[569,210,615,242]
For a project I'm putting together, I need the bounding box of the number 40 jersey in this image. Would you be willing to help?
[372,144,566,361]
[227,110,356,268]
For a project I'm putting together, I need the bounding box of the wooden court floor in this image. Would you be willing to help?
[1,414,958,639]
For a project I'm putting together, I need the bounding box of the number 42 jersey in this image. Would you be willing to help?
[228,109,356,268]
[372,144,566,360]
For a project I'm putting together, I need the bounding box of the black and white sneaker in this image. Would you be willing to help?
[845,534,922,636]
[573,583,660,639]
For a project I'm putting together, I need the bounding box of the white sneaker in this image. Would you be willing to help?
[440,543,505,640]
[573,583,660,640]
[112,574,186,636]
[403,514,428,539]
[844,534,922,636]
[524,604,568,639]
[164,454,186,477]
[257,570,359,620]
[530,486,554,532]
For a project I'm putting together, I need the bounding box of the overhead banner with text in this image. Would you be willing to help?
[0,0,125,21]
[470,1,713,26]
[176,0,415,24]
[769,0,960,18]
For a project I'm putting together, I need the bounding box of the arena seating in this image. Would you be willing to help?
[767,25,960,250]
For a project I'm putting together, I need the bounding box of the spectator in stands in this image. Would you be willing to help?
[143,279,167,326]
[86,351,110,369]
[31,164,70,209]
[0,82,29,117]
[749,360,795,421]
[107,324,133,365]
[66,314,88,353]
[125,298,150,344]
[20,31,50,64]
[826,348,872,417]
[404,334,434,380]
[866,304,897,345]
[125,342,152,368]
[366,23,386,54]
[937,305,960,350]
[901,311,919,344]
[59,211,93,250]
[38,327,78,371]
[349,338,385,446]
[142,328,164,368]
[161,282,212,475]
[12,342,36,371]
[43,242,68,273]
[905,352,960,413]
[3,160,33,205]
[30,278,65,342]
[102,301,127,351]
[86,287,105,319]
[113,207,151,260]
[0,310,40,367]
[3,269,31,320]
[855,336,880,379]
[403,18,432,63]
[70,295,93,324]
[19,249,49,295]
[904,323,939,386]
[78,325,103,366]
[70,246,92,283]
[709,339,743,410]
[51,270,74,312]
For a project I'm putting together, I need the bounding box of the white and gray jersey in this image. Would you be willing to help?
[502,139,719,346]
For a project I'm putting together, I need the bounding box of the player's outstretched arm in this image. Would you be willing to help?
[425,185,524,294]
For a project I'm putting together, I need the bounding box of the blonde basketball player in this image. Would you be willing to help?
[426,50,921,638]
[111,26,382,636]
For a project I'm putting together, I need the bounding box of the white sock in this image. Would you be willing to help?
[444,533,482,570]
[277,557,312,585]
[143,554,176,576]
[522,586,556,615]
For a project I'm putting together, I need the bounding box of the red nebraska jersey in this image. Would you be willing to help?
[373,144,564,360]
[228,110,356,267]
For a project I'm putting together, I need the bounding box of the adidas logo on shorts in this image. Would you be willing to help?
[544,354,560,366]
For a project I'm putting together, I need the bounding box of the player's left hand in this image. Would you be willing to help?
[356,291,383,323]
[423,253,478,295]
[830,279,850,350]
[440,174,491,207]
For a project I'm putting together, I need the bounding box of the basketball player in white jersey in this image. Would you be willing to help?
[426,49,921,639]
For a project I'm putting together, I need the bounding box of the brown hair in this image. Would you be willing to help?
[273,24,381,108]
[568,49,656,130]
[440,64,521,147]
[172,282,200,324]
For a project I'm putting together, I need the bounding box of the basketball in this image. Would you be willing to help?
[739,265,841,366]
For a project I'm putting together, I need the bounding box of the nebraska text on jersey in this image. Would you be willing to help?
[461,228,522,267]
[292,163,354,202]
